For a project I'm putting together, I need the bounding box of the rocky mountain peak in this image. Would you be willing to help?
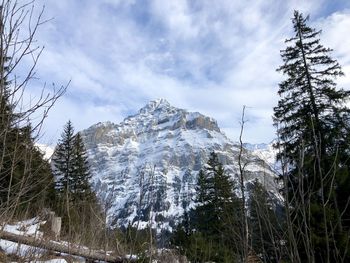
[79,100,278,230]
[139,98,172,114]
[119,99,221,133]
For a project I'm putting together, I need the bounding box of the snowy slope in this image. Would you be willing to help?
[36,143,54,160]
[79,99,278,230]
[243,142,280,172]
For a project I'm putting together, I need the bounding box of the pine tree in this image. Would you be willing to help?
[1,31,55,214]
[178,152,241,262]
[191,169,214,234]
[52,121,96,202]
[274,11,349,165]
[0,2,65,218]
[0,25,18,205]
[17,126,57,213]
[71,132,93,201]
[52,121,101,240]
[52,120,75,196]
[274,10,350,262]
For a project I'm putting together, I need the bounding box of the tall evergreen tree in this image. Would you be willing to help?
[52,121,95,202]
[1,25,55,214]
[16,126,57,213]
[274,10,350,262]
[71,132,93,201]
[192,153,237,238]
[71,132,101,240]
[52,121,101,240]
[0,22,18,205]
[173,152,241,262]
[52,120,75,195]
[0,2,66,219]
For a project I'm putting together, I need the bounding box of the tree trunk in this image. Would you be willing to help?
[0,230,132,262]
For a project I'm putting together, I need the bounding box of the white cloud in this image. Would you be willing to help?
[318,10,350,88]
[150,0,199,39]
[18,0,350,144]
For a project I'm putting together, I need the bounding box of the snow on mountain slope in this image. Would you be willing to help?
[243,142,280,172]
[36,144,54,160]
[79,99,278,230]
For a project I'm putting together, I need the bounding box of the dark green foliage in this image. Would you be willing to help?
[118,223,156,261]
[52,121,102,240]
[192,153,240,234]
[1,43,55,215]
[16,127,56,214]
[0,45,19,206]
[52,121,94,202]
[274,11,349,166]
[172,152,241,262]
[172,231,238,263]
[71,133,94,202]
[52,121,75,195]
[248,179,284,262]
[0,124,56,214]
[274,10,350,261]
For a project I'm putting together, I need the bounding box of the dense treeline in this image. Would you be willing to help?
[274,11,350,262]
[0,4,58,218]
[0,0,104,250]
[172,152,284,262]
[51,120,104,245]
[172,10,350,263]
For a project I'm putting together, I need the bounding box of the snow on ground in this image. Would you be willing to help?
[0,218,85,263]
[1,217,44,238]
[30,260,68,263]
[0,239,45,257]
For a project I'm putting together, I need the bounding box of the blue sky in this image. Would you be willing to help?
[23,0,350,145]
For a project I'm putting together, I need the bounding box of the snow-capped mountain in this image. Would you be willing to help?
[243,142,279,172]
[79,99,278,230]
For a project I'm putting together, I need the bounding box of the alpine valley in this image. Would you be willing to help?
[79,99,279,232]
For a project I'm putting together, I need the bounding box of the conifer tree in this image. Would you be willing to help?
[191,169,214,233]
[174,152,240,262]
[71,132,102,241]
[52,121,102,241]
[52,120,75,196]
[52,121,95,202]
[71,132,93,201]
[0,21,19,206]
[274,11,349,164]
[0,1,65,218]
[1,26,55,214]
[274,10,350,262]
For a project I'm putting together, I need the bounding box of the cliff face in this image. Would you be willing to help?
[79,99,277,230]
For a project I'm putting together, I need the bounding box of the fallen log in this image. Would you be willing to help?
[0,230,133,262]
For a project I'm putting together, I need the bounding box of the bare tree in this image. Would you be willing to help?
[0,0,67,221]
[237,105,249,261]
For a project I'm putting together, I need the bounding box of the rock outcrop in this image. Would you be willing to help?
[79,99,278,230]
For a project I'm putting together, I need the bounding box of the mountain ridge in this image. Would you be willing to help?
[78,99,278,230]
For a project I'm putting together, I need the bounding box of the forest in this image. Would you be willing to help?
[0,1,350,263]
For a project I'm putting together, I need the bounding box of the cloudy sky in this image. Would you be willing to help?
[20,0,350,145]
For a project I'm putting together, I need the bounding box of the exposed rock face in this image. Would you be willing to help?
[79,99,278,230]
